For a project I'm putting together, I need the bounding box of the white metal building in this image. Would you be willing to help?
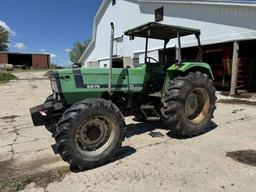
[79,0,256,93]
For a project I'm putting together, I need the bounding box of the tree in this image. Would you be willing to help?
[69,39,90,63]
[0,26,9,52]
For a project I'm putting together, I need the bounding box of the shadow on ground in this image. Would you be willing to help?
[126,120,218,140]
[218,99,256,106]
[71,146,136,173]
[52,120,217,173]
[126,121,166,138]
[226,150,256,167]
[166,121,218,139]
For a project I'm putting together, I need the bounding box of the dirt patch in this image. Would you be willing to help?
[218,99,256,106]
[220,92,255,99]
[225,116,251,124]
[0,115,19,123]
[220,92,230,97]
[0,156,61,181]
[226,150,256,167]
[0,166,69,192]
[0,115,19,120]
[231,108,246,114]
[31,84,38,89]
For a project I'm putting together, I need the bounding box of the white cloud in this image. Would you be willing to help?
[14,42,26,51]
[64,48,71,53]
[0,20,16,36]
[39,49,58,59]
[50,53,57,59]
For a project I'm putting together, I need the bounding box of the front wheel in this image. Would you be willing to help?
[55,98,125,170]
[161,71,217,137]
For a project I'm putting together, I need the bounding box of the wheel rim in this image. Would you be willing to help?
[75,116,114,154]
[185,87,210,125]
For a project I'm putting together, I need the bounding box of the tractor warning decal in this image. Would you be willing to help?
[73,69,86,88]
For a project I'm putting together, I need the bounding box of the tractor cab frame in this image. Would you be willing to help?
[124,22,203,67]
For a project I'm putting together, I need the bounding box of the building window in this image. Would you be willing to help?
[104,64,108,68]
[155,7,164,22]
[112,0,116,6]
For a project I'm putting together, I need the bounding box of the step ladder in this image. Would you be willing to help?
[140,105,160,121]
[236,59,253,91]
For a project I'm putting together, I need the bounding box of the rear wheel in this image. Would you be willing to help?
[55,98,125,169]
[161,71,217,137]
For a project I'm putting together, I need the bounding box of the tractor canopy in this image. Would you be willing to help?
[124,22,201,40]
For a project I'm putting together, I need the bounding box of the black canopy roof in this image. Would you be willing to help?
[124,22,200,40]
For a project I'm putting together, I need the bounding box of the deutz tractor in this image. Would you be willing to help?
[30,22,216,169]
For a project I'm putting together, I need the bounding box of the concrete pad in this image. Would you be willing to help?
[0,71,255,192]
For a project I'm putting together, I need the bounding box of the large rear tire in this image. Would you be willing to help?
[55,98,125,170]
[161,71,217,137]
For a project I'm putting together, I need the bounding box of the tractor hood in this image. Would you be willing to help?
[46,66,147,105]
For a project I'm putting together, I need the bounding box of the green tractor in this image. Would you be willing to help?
[30,22,216,169]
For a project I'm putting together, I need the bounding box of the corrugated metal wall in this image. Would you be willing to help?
[0,53,8,64]
[82,0,256,66]
[141,2,256,30]
[32,54,49,68]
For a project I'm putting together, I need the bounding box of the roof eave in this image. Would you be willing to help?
[78,0,112,63]
[138,0,256,8]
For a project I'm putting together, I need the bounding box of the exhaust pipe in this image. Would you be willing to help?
[108,22,114,95]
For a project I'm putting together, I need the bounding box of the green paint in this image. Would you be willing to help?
[161,62,213,100]
[57,65,147,105]
[167,62,213,79]
[55,61,213,105]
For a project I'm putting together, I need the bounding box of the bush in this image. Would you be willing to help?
[0,71,17,83]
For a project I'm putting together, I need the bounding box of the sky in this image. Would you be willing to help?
[1,0,255,67]
[0,0,102,66]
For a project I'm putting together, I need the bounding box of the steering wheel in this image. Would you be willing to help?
[145,57,160,66]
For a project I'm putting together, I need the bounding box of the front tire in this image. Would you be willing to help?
[55,98,125,170]
[161,72,217,137]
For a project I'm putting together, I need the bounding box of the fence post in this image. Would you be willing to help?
[230,41,239,96]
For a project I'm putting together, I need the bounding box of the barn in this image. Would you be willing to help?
[0,52,50,69]
[78,0,256,94]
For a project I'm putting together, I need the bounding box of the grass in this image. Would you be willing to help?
[0,167,69,192]
[0,71,17,83]
[0,176,33,192]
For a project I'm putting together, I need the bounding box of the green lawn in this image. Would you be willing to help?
[0,71,17,83]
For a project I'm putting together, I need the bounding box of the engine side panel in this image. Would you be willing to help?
[57,65,147,105]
